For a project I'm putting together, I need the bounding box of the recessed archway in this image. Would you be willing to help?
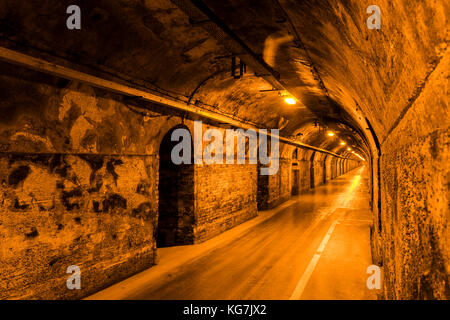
[157,124,195,247]
[291,148,299,195]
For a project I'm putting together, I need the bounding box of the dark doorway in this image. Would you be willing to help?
[157,125,194,247]
[310,152,315,188]
[291,169,299,195]
[291,148,299,195]
[257,164,269,210]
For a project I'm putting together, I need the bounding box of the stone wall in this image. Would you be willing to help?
[374,50,449,299]
[0,154,157,299]
[0,63,170,299]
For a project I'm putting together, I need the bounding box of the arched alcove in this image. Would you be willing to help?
[291,148,299,195]
[157,125,194,247]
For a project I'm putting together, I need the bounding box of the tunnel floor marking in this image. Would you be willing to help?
[289,219,340,300]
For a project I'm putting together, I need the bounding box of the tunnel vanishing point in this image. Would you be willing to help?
[0,0,448,300]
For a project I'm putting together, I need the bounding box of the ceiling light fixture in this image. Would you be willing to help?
[327,131,335,137]
[284,97,296,105]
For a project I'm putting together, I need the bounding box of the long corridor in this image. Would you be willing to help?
[1,1,447,301]
[88,166,377,300]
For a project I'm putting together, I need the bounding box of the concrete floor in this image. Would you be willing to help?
[88,166,379,300]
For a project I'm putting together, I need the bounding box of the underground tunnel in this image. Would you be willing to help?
[0,0,448,302]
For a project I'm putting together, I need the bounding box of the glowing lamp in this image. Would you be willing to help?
[284,98,296,105]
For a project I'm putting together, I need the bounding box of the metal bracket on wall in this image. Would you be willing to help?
[231,56,246,79]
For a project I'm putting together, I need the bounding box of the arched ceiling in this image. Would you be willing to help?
[0,0,447,161]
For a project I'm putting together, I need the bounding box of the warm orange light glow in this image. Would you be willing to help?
[327,132,334,137]
[340,141,346,146]
[284,98,296,105]
[347,147,351,151]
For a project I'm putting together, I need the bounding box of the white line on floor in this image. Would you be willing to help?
[289,219,340,300]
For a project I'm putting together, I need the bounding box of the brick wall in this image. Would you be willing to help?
[311,160,326,188]
[194,164,257,242]
[257,158,291,210]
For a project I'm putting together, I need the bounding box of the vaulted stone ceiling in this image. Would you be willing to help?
[0,0,448,160]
